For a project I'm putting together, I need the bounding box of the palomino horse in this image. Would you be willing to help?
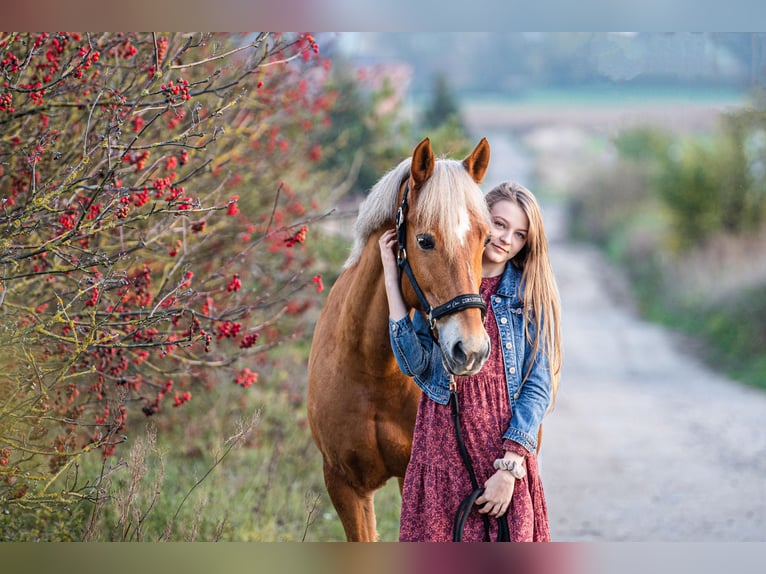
[307,137,492,541]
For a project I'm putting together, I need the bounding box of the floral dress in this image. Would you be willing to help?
[399,274,550,542]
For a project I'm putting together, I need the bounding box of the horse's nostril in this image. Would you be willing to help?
[452,341,467,364]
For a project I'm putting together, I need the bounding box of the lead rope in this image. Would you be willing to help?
[450,375,510,542]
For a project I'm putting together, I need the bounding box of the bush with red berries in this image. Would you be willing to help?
[0,32,335,517]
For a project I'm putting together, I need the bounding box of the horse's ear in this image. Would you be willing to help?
[410,137,435,189]
[463,137,490,184]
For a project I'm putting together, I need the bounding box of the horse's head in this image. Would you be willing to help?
[398,137,491,376]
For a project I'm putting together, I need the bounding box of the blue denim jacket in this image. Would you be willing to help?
[389,262,552,453]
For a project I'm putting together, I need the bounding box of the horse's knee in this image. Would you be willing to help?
[322,464,379,542]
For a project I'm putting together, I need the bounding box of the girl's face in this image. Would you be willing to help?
[482,199,529,276]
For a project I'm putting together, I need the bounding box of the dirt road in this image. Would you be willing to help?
[534,199,766,542]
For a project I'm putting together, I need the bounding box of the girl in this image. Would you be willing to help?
[379,181,562,542]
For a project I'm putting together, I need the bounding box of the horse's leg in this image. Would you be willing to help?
[323,463,378,542]
[397,476,405,495]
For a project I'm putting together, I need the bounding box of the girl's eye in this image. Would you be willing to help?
[416,234,435,250]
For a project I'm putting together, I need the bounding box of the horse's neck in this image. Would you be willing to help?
[342,237,399,357]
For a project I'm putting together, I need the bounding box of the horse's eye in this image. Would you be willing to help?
[416,234,435,250]
[484,234,491,246]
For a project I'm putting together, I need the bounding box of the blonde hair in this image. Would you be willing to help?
[485,181,562,406]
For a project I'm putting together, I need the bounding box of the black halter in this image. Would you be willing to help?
[395,179,487,337]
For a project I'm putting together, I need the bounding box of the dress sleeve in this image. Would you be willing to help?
[502,439,530,458]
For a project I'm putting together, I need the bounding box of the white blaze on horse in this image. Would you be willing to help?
[307,137,492,541]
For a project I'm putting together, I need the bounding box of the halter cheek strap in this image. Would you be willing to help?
[395,179,487,336]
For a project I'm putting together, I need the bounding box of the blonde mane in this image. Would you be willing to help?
[344,157,490,269]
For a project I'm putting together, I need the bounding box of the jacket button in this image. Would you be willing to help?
[500,317,508,324]
[509,367,516,374]
[505,342,512,350]
[513,392,520,399]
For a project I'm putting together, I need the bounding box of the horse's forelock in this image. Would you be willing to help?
[343,157,489,269]
[415,160,490,260]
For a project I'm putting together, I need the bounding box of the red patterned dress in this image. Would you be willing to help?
[398,274,550,542]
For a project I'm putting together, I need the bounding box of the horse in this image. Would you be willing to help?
[307,137,493,541]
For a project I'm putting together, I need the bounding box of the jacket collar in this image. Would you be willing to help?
[493,262,522,301]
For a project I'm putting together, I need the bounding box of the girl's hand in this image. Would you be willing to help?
[475,470,516,518]
[378,228,399,280]
[379,228,408,321]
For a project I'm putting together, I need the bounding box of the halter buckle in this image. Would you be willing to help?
[426,310,437,332]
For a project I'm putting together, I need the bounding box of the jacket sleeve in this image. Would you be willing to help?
[388,311,437,377]
[502,319,553,453]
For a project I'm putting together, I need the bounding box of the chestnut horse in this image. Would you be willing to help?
[307,137,492,541]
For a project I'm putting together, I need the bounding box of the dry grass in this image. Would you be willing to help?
[664,226,766,304]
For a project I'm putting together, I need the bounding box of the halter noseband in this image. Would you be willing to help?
[395,179,487,337]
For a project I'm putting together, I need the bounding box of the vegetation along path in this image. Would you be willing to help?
[539,203,766,541]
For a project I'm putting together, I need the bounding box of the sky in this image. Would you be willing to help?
[4,0,766,31]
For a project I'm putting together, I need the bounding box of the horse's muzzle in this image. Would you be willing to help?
[440,332,491,376]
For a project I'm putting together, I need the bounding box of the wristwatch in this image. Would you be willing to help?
[493,457,526,479]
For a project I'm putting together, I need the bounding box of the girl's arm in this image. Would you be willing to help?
[379,229,407,321]
[379,229,436,377]
[502,319,553,454]
[479,316,551,518]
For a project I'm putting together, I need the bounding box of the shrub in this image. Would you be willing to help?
[0,32,334,531]
[568,101,766,392]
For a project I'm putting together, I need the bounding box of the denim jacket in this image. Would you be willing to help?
[388,262,552,453]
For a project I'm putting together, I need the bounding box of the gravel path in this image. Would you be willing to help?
[539,205,766,541]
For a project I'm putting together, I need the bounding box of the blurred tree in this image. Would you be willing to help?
[311,58,410,196]
[422,72,463,131]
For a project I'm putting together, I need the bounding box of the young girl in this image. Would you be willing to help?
[379,181,562,542]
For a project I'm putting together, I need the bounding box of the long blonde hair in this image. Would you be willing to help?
[485,181,562,406]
